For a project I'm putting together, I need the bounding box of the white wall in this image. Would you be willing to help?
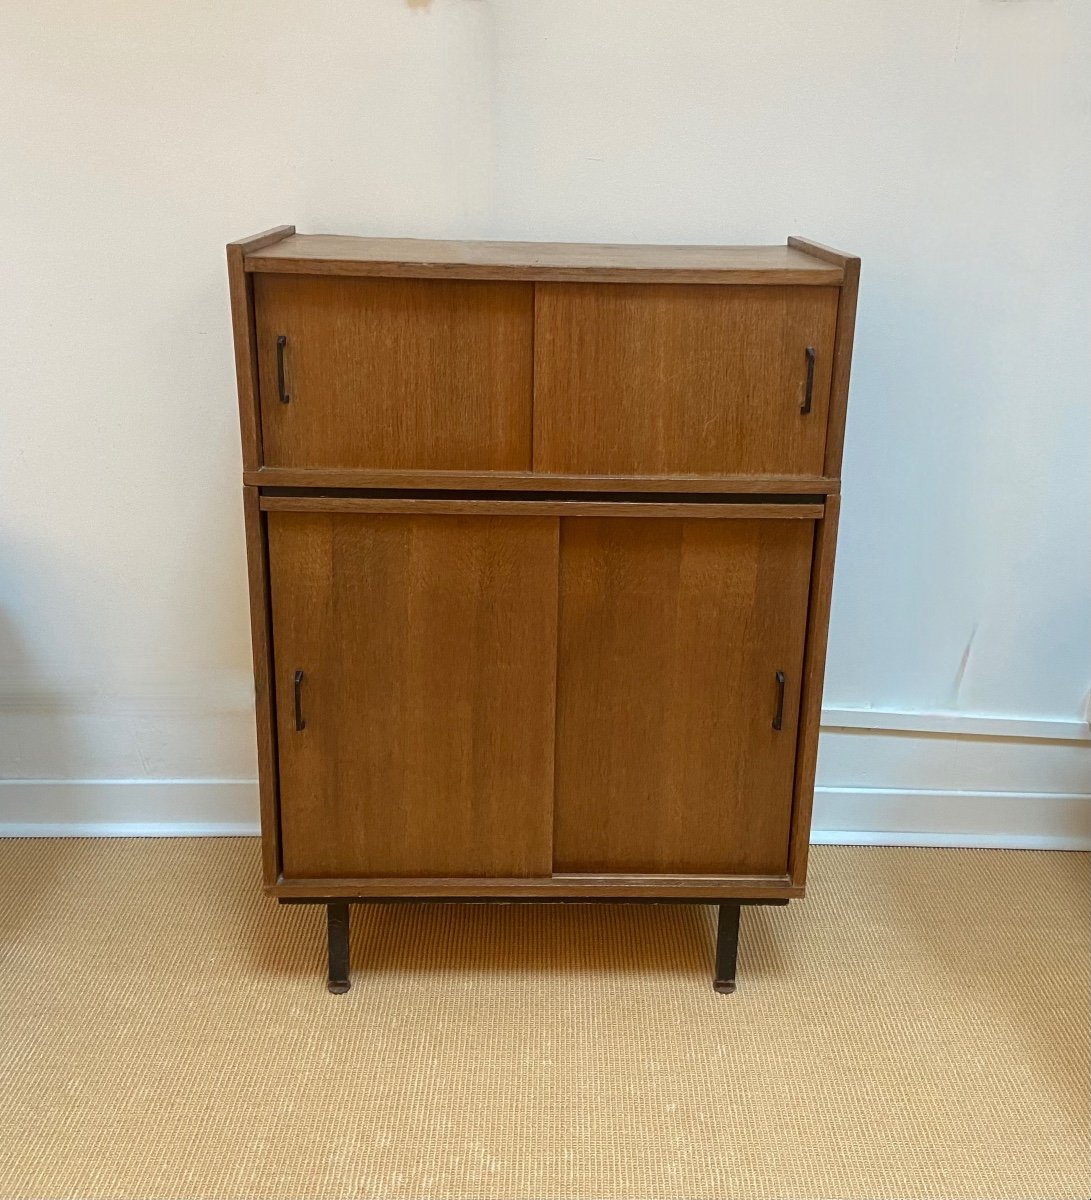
[2,0,1089,845]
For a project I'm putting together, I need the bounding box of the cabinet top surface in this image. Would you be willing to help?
[241,234,848,285]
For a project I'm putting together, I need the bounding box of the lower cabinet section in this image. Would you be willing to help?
[265,501,815,884]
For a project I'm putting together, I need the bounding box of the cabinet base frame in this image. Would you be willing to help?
[269,875,802,901]
[279,897,790,997]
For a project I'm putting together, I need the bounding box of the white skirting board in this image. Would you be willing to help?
[0,781,260,838]
[0,779,1088,850]
[810,787,1091,851]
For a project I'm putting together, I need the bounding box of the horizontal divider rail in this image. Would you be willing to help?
[245,468,841,495]
[258,494,825,520]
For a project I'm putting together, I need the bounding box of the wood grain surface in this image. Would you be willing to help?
[245,466,840,494]
[553,517,813,876]
[534,284,839,476]
[227,225,294,470]
[258,495,825,521]
[787,495,842,887]
[268,511,558,879]
[268,874,802,900]
[242,486,282,883]
[254,274,533,471]
[245,235,844,285]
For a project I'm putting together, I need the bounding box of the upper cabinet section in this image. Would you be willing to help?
[533,284,838,477]
[231,230,857,483]
[254,275,533,471]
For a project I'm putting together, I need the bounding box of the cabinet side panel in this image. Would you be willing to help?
[228,228,294,469]
[787,495,840,886]
[554,517,813,876]
[228,248,262,471]
[822,260,860,478]
[242,486,281,883]
[269,512,558,879]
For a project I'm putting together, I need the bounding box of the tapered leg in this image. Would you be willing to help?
[327,901,351,994]
[713,902,741,995]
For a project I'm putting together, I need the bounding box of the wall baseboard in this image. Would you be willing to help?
[811,786,1091,851]
[0,779,1087,850]
[820,705,1091,743]
[0,780,259,837]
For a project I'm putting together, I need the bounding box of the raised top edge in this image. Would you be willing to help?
[238,233,847,284]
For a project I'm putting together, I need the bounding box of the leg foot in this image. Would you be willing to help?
[327,901,351,994]
[713,902,740,995]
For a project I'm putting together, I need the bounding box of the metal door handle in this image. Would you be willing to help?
[293,669,306,732]
[801,346,815,414]
[276,334,290,404]
[772,670,786,731]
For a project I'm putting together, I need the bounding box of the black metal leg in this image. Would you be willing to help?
[713,902,741,995]
[326,901,351,994]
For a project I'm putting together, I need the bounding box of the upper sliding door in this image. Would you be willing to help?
[255,275,534,471]
[534,283,838,477]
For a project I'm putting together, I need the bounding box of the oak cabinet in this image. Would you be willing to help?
[229,230,859,994]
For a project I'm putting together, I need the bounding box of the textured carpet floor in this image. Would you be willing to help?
[0,840,1086,1200]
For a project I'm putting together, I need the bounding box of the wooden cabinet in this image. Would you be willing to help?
[229,230,859,994]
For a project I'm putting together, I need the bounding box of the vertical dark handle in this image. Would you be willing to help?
[276,334,290,404]
[801,346,816,414]
[293,669,306,732]
[772,670,786,731]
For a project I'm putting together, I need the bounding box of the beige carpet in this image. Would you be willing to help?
[0,840,1086,1200]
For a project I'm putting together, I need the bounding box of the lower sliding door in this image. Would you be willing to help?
[553,515,814,877]
[266,499,815,886]
[267,509,559,879]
